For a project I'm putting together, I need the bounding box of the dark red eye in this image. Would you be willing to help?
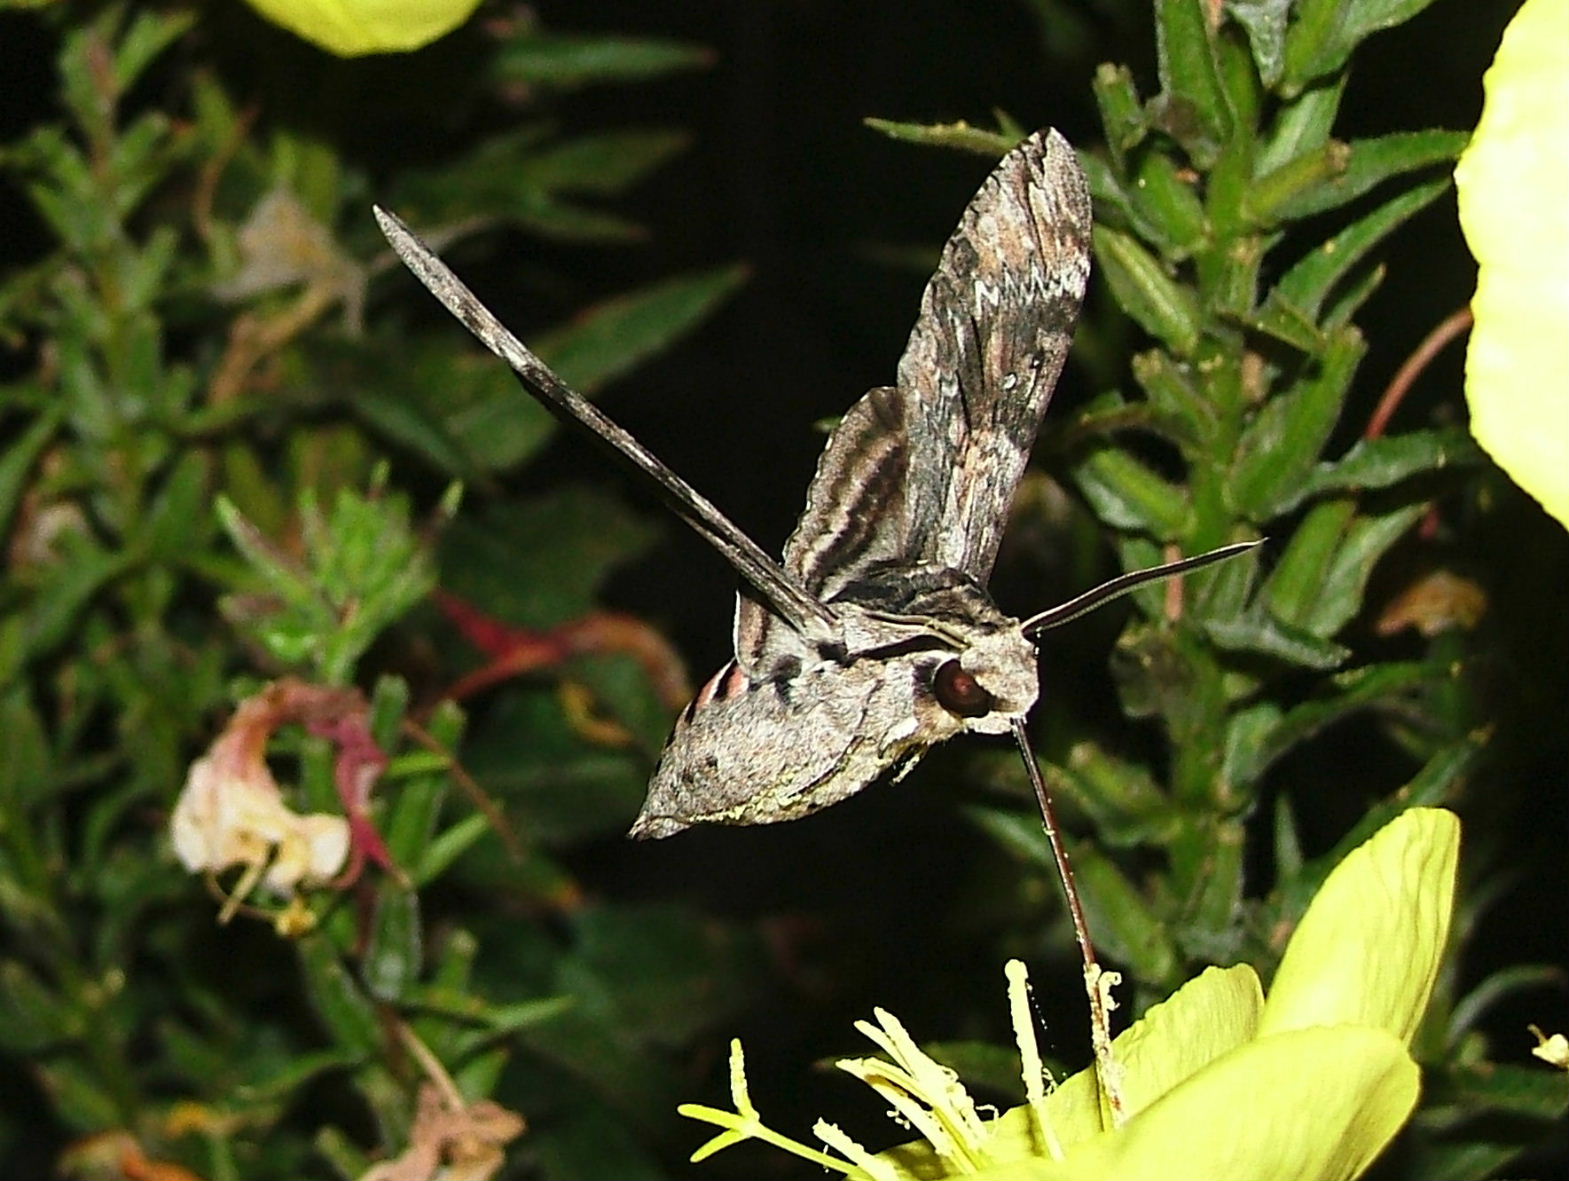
[932,660,993,718]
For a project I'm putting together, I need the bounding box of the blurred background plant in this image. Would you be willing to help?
[0,1,1563,1180]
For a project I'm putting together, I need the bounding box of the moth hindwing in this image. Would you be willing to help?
[375,129,1093,840]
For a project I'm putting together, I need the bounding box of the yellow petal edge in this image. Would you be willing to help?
[1454,0,1569,528]
[243,0,482,57]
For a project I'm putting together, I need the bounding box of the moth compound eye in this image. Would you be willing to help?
[932,659,994,718]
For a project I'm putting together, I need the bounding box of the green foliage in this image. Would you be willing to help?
[2,2,1563,1180]
[0,3,750,1177]
[875,2,1565,1175]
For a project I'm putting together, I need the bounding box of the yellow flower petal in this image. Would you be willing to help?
[1042,964,1263,1138]
[1261,808,1459,1042]
[865,966,1264,1178]
[701,810,1460,1181]
[1454,0,1569,528]
[958,1027,1418,1181]
[243,0,482,57]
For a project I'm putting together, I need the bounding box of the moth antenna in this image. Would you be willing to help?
[1010,719,1126,1124]
[1021,540,1263,638]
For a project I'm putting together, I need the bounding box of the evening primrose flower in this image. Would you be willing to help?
[1454,0,1569,528]
[243,0,482,57]
[682,808,1460,1181]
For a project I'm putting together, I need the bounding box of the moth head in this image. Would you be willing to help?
[927,627,1038,736]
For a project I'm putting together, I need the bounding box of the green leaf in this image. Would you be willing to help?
[862,117,1016,156]
[516,130,691,196]
[441,484,660,628]
[363,886,422,1003]
[1266,499,1425,640]
[21,535,131,660]
[297,933,380,1057]
[1228,0,1292,87]
[0,959,73,1053]
[369,261,742,474]
[1092,63,1149,164]
[1441,1061,1569,1120]
[1412,1063,1569,1181]
[216,495,315,605]
[1245,293,1325,355]
[1263,497,1356,626]
[1275,428,1484,515]
[391,128,681,243]
[0,686,49,799]
[921,1041,1031,1102]
[1221,700,1282,792]
[1226,662,1431,785]
[1082,154,1168,249]
[33,1060,122,1133]
[478,996,577,1037]
[962,805,1054,869]
[235,1047,363,1104]
[1073,446,1192,536]
[315,1126,373,1181]
[1306,502,1426,638]
[351,338,553,476]
[111,6,196,93]
[383,761,447,872]
[1154,0,1236,162]
[533,264,748,393]
[1449,964,1569,1043]
[1093,225,1203,356]
[1257,75,1346,173]
[0,406,59,541]
[1282,743,1480,914]
[1322,257,1387,329]
[1074,842,1182,983]
[1129,150,1210,257]
[552,903,749,1062]
[140,452,211,563]
[1265,130,1468,222]
[512,198,646,244]
[1131,350,1221,450]
[1054,742,1181,848]
[1270,174,1450,318]
[1201,612,1351,670]
[1283,0,1447,94]
[1244,139,1352,227]
[416,813,493,886]
[493,32,713,89]
[1229,324,1364,519]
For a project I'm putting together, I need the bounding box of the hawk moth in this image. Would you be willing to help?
[375,129,1253,841]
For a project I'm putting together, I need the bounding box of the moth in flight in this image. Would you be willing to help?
[375,130,1254,841]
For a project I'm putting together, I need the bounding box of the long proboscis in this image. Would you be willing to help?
[1010,719,1125,1121]
[1021,540,1264,638]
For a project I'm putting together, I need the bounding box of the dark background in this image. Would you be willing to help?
[2,1,1561,1177]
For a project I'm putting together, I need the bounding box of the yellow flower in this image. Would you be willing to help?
[682,808,1460,1181]
[1454,0,1569,528]
[242,0,482,57]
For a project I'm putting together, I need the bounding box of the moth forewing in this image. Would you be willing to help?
[372,206,839,647]
[376,130,1093,841]
[893,129,1092,582]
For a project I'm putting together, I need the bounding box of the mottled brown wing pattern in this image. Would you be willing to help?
[892,127,1091,581]
[735,129,1091,675]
